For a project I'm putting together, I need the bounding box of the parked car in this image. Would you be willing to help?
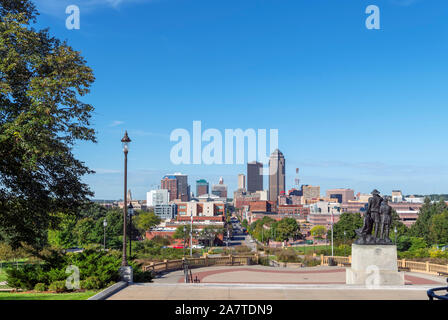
[192,244,204,249]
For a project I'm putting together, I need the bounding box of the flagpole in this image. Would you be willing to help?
[190,213,193,256]
[331,210,334,257]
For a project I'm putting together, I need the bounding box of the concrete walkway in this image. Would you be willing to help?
[108,282,436,300]
[108,265,447,300]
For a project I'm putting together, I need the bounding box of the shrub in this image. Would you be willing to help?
[303,257,321,267]
[5,264,48,290]
[5,248,123,290]
[234,245,251,254]
[429,248,448,259]
[276,249,300,263]
[133,270,153,283]
[258,257,270,266]
[48,280,67,293]
[81,276,102,290]
[130,259,153,283]
[34,283,47,292]
[151,236,172,246]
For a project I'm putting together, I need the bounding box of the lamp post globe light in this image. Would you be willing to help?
[119,131,133,282]
[394,226,398,245]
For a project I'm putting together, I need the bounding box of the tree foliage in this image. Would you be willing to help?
[47,204,127,250]
[0,0,96,250]
[331,212,363,241]
[410,198,447,243]
[274,217,300,242]
[429,211,448,245]
[310,225,326,240]
[134,211,161,236]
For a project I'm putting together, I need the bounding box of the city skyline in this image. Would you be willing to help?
[30,0,448,199]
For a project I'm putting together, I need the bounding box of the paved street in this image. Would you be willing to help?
[225,216,256,252]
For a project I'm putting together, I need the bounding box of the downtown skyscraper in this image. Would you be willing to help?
[269,149,285,203]
[247,161,263,193]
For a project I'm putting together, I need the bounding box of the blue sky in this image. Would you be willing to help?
[32,0,448,200]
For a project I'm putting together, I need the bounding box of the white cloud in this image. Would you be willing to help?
[109,120,124,127]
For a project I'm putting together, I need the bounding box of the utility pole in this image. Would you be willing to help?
[190,214,193,256]
[331,210,334,257]
[183,226,186,257]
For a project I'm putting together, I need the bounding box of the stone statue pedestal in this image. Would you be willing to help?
[346,244,404,286]
[119,266,133,283]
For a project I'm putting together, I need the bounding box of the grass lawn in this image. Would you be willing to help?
[0,291,99,300]
[292,245,330,251]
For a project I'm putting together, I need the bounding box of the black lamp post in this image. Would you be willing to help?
[394,226,397,245]
[103,218,107,250]
[183,226,186,257]
[121,131,131,267]
[128,203,134,258]
[343,231,347,256]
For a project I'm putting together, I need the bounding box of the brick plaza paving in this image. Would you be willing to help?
[108,265,447,300]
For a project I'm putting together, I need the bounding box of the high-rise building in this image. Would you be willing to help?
[196,179,209,197]
[146,189,170,207]
[154,203,177,220]
[302,185,320,200]
[247,161,263,193]
[326,188,355,204]
[211,177,228,199]
[161,173,190,202]
[269,149,285,203]
[161,175,177,202]
[238,174,246,190]
[174,173,189,201]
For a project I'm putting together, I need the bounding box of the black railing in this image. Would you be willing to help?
[427,278,448,300]
[183,261,200,283]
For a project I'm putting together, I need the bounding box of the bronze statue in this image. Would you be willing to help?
[380,198,393,243]
[355,189,392,245]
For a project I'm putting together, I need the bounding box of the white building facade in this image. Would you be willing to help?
[146,189,169,207]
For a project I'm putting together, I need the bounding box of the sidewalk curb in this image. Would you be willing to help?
[88,281,129,300]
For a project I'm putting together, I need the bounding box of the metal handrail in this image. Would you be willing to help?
[427,278,448,300]
[182,261,200,283]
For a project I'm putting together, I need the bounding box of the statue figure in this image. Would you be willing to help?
[355,189,383,244]
[379,198,393,244]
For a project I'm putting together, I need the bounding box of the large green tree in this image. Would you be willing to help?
[275,218,300,242]
[134,211,161,236]
[331,212,363,241]
[47,204,126,250]
[0,1,96,250]
[249,216,275,243]
[410,198,447,243]
[429,211,448,245]
[310,225,326,241]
